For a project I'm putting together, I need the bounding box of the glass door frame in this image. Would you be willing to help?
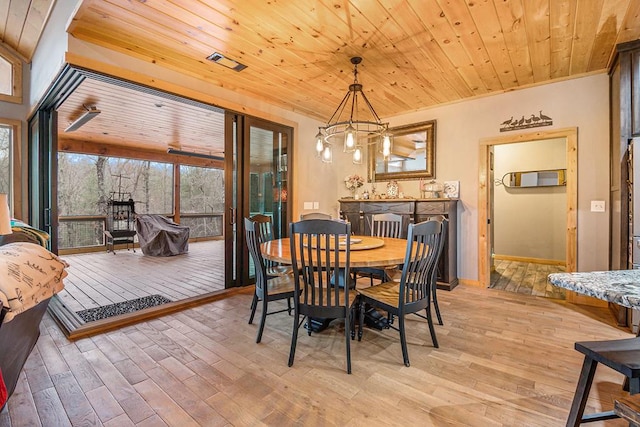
[224,113,293,288]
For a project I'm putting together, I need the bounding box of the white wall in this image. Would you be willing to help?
[493,139,567,261]
[29,0,82,107]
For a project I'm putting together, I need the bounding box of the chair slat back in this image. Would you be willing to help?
[431,216,448,287]
[249,214,274,243]
[398,220,443,312]
[249,214,281,270]
[300,212,332,220]
[244,218,267,296]
[371,213,403,238]
[290,219,351,317]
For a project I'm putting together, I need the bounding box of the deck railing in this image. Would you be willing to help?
[58,213,224,250]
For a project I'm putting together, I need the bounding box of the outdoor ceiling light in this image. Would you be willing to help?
[65,105,101,132]
[206,52,247,72]
[167,148,224,161]
[315,57,392,164]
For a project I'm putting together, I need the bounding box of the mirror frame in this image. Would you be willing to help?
[501,168,567,188]
[368,120,436,182]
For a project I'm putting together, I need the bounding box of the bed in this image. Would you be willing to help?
[0,229,67,410]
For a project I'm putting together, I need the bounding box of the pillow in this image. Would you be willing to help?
[0,242,67,323]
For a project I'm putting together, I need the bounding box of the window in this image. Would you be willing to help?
[0,45,22,104]
[0,120,19,214]
[180,165,224,238]
[0,124,10,194]
[57,153,174,248]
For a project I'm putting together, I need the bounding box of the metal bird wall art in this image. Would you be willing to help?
[499,110,553,132]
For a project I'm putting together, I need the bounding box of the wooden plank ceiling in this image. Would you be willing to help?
[56,0,640,157]
[0,0,55,61]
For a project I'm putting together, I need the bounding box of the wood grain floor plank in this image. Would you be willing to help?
[21,348,54,395]
[51,371,102,426]
[57,343,104,393]
[84,385,125,423]
[103,413,135,427]
[133,379,200,427]
[31,387,72,427]
[5,372,41,427]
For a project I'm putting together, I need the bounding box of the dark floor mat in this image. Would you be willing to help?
[76,295,172,322]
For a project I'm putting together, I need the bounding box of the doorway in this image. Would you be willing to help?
[478,128,578,292]
[225,115,292,288]
[29,66,293,336]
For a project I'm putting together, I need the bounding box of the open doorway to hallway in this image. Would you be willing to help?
[478,128,578,297]
[489,138,567,299]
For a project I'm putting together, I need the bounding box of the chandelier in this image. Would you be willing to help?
[315,57,392,164]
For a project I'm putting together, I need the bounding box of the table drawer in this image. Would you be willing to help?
[361,201,414,214]
[416,202,446,214]
[339,201,361,213]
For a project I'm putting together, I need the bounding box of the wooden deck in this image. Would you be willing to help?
[0,285,632,426]
[58,240,225,313]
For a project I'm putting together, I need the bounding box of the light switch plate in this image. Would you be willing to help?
[591,200,605,212]
[313,202,319,209]
[303,202,313,210]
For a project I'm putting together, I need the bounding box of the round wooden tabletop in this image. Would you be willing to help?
[261,236,407,268]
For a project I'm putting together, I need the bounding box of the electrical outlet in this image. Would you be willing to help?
[591,200,605,212]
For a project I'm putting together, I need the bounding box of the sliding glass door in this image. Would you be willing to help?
[224,114,292,287]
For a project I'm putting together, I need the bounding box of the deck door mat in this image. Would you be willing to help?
[76,295,172,322]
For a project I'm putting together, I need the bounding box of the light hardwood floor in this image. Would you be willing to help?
[0,285,634,426]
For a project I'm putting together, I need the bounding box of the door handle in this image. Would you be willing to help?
[229,207,236,225]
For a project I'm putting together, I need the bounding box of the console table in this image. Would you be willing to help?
[339,198,458,290]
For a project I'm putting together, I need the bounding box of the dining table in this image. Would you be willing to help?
[261,235,409,333]
[260,235,409,269]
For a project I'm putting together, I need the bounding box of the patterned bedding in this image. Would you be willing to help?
[0,242,67,323]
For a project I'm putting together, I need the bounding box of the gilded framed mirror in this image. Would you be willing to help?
[368,120,436,182]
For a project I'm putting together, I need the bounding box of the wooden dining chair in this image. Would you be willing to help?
[244,217,295,344]
[357,219,444,367]
[353,213,403,286]
[430,215,448,326]
[288,219,357,374]
[300,212,332,220]
[248,214,293,278]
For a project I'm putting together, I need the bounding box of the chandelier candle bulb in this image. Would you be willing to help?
[353,147,363,164]
[322,144,332,163]
[315,129,324,156]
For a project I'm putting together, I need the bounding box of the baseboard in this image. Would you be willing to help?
[493,254,566,266]
[458,278,480,287]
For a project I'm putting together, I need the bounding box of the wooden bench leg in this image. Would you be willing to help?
[567,356,598,427]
